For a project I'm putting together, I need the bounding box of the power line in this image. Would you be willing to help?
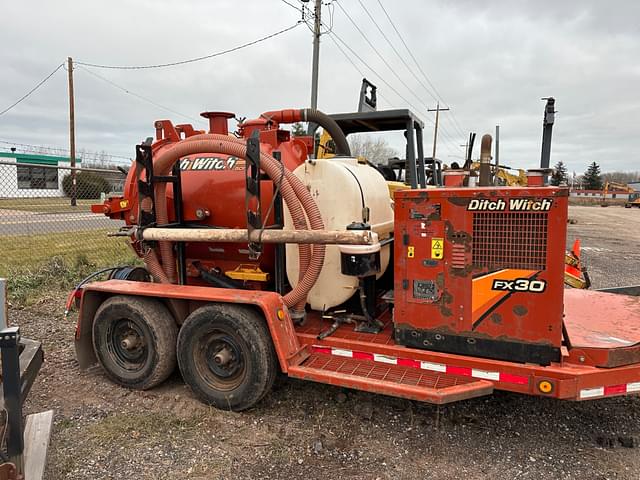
[355,0,465,145]
[335,3,426,111]
[76,66,200,123]
[0,139,132,162]
[76,22,302,70]
[357,0,440,105]
[325,32,394,108]
[375,0,468,138]
[333,2,460,148]
[286,0,447,141]
[0,63,64,117]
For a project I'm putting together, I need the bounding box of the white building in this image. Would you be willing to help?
[0,152,81,198]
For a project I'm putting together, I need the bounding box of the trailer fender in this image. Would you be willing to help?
[74,280,306,373]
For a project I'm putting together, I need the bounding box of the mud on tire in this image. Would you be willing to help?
[92,295,177,390]
[177,304,278,411]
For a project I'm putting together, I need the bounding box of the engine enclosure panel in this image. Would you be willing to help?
[393,187,568,365]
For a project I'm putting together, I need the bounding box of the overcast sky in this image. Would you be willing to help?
[1,0,639,173]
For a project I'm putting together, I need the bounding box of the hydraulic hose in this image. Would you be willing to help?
[261,108,351,157]
[143,248,169,284]
[179,133,314,312]
[145,134,326,311]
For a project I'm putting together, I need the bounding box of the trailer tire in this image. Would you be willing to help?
[177,304,277,411]
[92,295,177,390]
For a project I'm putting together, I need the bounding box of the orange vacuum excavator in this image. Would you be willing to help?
[71,106,640,411]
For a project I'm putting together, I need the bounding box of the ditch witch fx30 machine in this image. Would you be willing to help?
[72,107,640,411]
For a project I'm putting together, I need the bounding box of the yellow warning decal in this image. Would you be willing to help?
[431,238,444,259]
[407,246,415,258]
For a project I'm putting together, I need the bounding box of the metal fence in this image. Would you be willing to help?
[0,161,135,278]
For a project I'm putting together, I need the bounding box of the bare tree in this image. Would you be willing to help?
[348,134,398,164]
[602,171,640,184]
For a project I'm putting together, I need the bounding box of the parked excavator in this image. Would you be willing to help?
[601,181,636,207]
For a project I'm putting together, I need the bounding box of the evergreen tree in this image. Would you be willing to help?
[550,160,568,186]
[583,162,603,190]
[291,122,306,136]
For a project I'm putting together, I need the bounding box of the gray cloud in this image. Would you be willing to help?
[1,0,638,174]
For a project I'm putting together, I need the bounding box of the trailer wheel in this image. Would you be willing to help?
[92,295,177,390]
[177,304,277,411]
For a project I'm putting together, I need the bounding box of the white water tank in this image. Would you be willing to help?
[284,157,394,310]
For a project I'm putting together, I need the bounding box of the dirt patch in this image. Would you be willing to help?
[11,205,640,479]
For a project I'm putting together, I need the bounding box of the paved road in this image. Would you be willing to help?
[0,209,123,235]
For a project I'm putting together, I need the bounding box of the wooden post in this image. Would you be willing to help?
[67,57,77,207]
[0,278,6,330]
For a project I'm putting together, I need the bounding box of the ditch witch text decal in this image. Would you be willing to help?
[467,198,552,211]
[180,156,244,171]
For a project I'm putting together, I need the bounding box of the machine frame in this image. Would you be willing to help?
[73,106,640,410]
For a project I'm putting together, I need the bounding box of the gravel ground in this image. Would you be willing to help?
[12,205,640,479]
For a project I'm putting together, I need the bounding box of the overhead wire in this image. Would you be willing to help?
[326,29,458,157]
[76,66,200,123]
[333,2,460,151]
[76,22,303,70]
[285,0,457,154]
[357,0,440,105]
[358,0,465,145]
[324,32,394,108]
[0,63,64,117]
[375,0,468,138]
[0,139,132,162]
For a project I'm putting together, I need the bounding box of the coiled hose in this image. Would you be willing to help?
[142,134,326,313]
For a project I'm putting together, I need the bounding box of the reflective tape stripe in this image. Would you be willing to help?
[352,350,374,361]
[331,348,353,358]
[447,365,472,377]
[580,387,605,399]
[579,381,640,399]
[373,353,397,364]
[499,372,530,385]
[627,382,640,392]
[420,361,447,373]
[397,357,421,368]
[311,346,640,399]
[472,369,500,381]
[604,384,627,396]
[311,345,527,385]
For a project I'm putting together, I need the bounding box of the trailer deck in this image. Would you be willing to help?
[294,291,640,404]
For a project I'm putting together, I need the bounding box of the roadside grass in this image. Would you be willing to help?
[0,229,132,273]
[1,229,137,304]
[0,197,97,213]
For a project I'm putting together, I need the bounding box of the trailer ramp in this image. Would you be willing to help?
[288,350,493,404]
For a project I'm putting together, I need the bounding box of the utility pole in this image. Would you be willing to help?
[495,125,500,169]
[67,57,77,207]
[427,103,449,161]
[310,0,322,111]
[453,143,467,169]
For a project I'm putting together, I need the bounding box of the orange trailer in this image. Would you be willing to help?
[72,108,640,411]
